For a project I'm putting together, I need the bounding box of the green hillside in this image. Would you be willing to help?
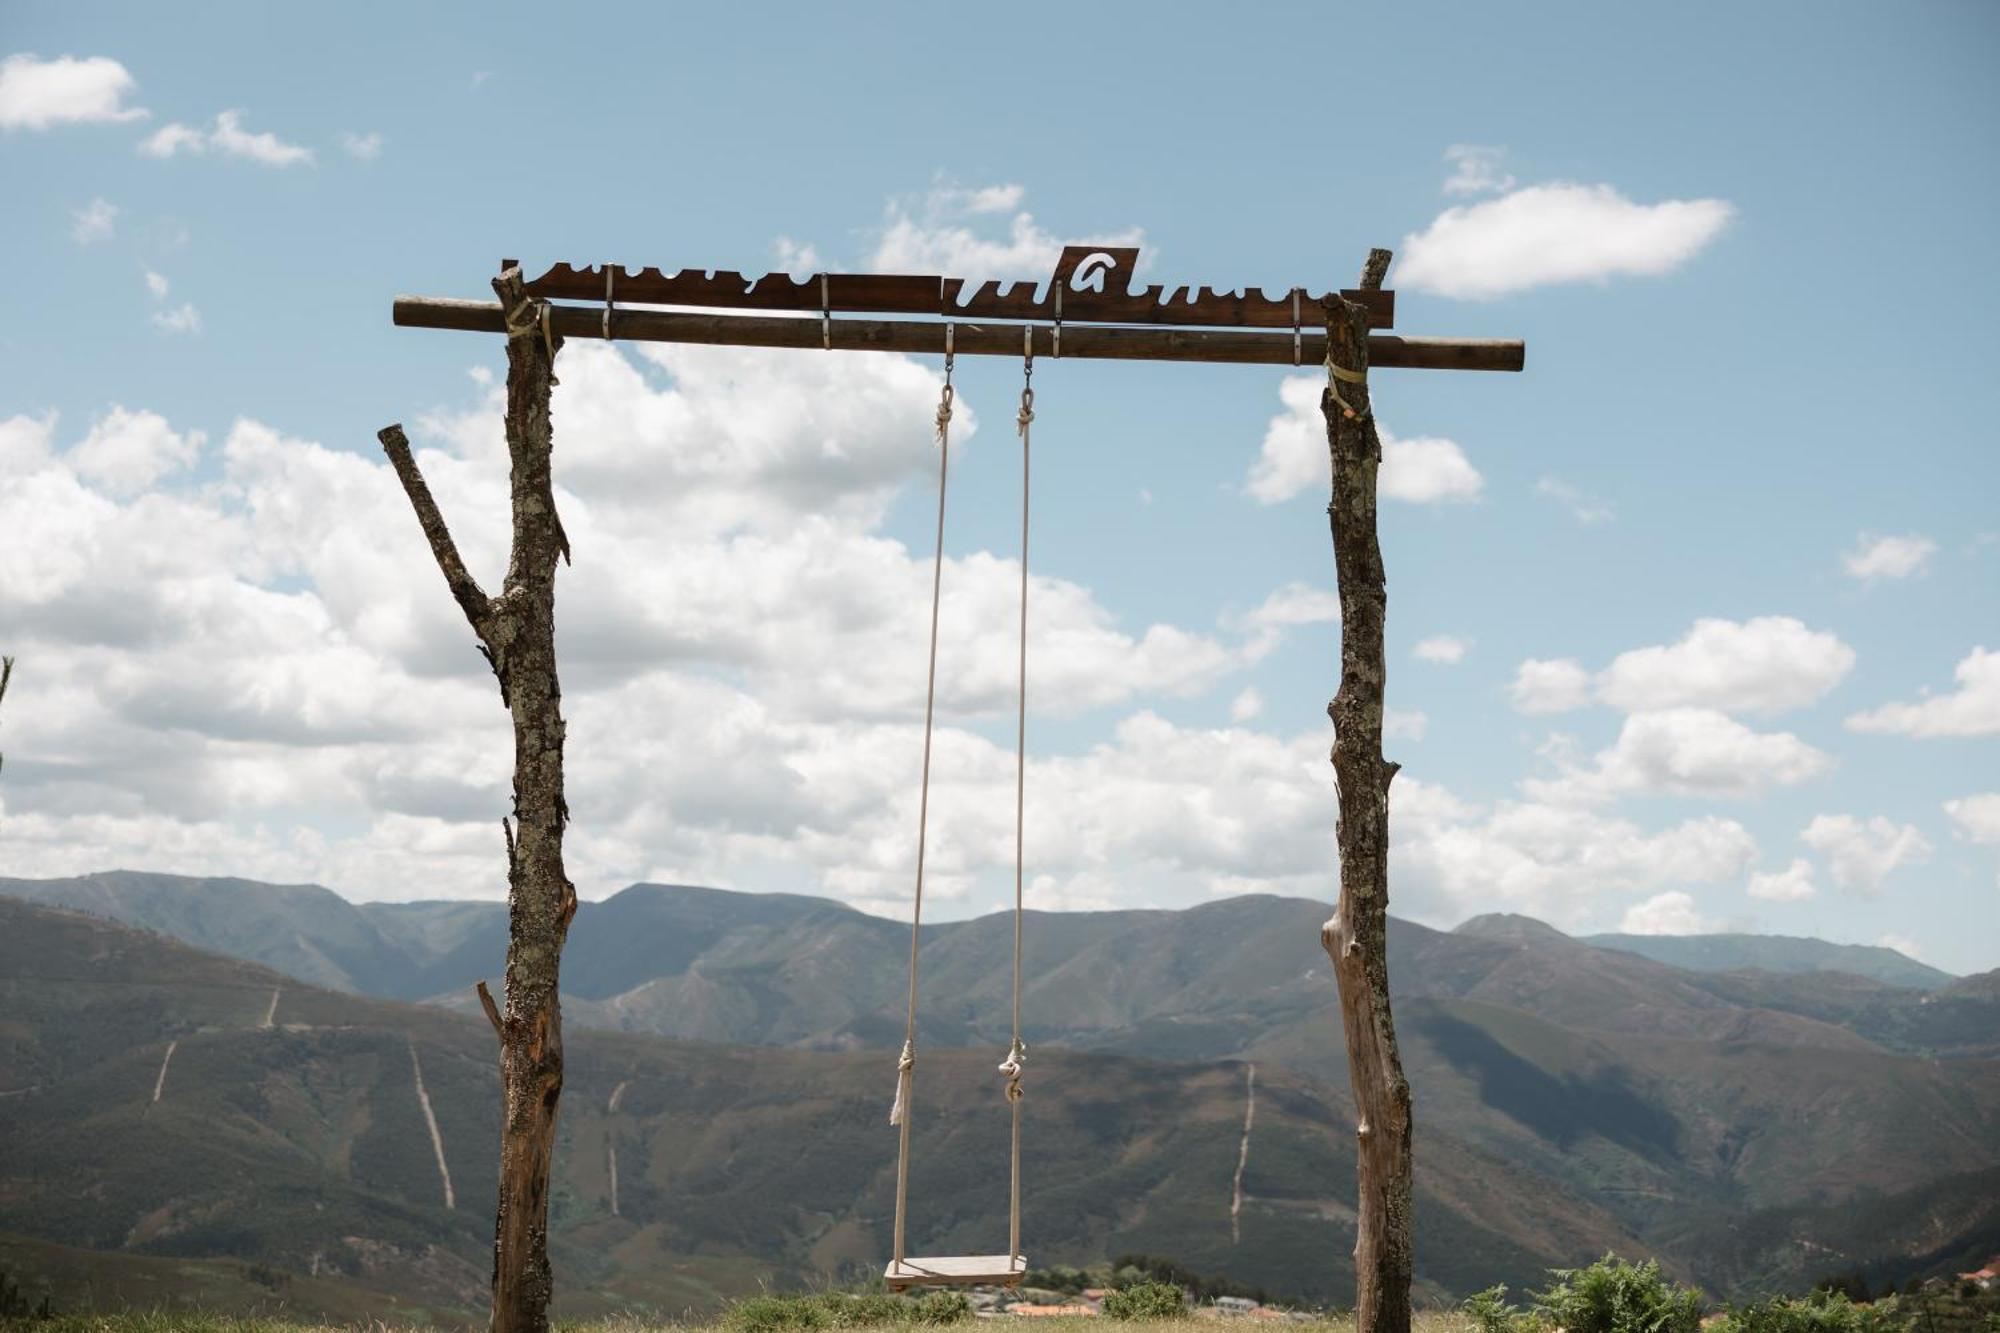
[1576,929,1953,991]
[4,882,1997,1314]
[0,898,1647,1318]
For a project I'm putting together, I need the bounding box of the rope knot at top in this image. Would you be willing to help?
[503,296,559,367]
[1325,356,1369,422]
[934,383,954,443]
[934,335,956,445]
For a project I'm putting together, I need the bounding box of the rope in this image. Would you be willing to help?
[889,345,954,1266]
[1004,342,1035,1262]
[887,334,1035,1269]
[1326,356,1369,421]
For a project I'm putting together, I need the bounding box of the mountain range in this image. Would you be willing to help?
[1,870,1997,1321]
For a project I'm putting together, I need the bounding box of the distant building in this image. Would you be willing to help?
[1214,1297,1259,1316]
[1007,1303,1099,1317]
[1957,1260,1997,1290]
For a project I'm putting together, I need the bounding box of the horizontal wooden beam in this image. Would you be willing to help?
[391,297,1524,372]
[519,251,1397,330]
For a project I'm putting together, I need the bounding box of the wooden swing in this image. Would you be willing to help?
[883,329,1036,1291]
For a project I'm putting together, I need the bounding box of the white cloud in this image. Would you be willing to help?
[0,411,58,471]
[71,197,118,244]
[1510,658,1591,715]
[0,54,146,130]
[1536,475,1614,524]
[0,353,1330,909]
[871,181,1142,280]
[1527,707,1832,803]
[1596,616,1856,714]
[1944,793,2000,885]
[1237,581,1340,659]
[144,270,169,299]
[0,273,1865,937]
[1383,429,1484,503]
[1846,647,2000,738]
[210,109,312,165]
[1944,793,2000,845]
[775,236,819,274]
[1876,933,1924,962]
[1229,687,1264,723]
[339,131,381,161]
[1801,814,1932,895]
[1511,618,1854,718]
[151,303,201,335]
[1442,144,1515,197]
[139,110,313,166]
[1401,791,1757,929]
[1414,635,1469,665]
[1620,890,1718,936]
[1746,857,1816,902]
[1399,182,1734,300]
[1843,532,1937,582]
[0,381,1772,932]
[1245,374,1482,505]
[945,183,1025,214]
[1385,710,1429,742]
[68,407,204,495]
[136,122,205,158]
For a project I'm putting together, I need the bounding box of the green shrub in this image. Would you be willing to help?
[909,1291,972,1325]
[1721,1290,1901,1333]
[1463,1256,1702,1333]
[1464,1285,1550,1333]
[1102,1282,1188,1319]
[722,1288,971,1333]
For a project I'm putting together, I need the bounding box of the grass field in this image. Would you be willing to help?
[0,1318,1483,1333]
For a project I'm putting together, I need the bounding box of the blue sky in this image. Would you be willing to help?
[2,2,1996,972]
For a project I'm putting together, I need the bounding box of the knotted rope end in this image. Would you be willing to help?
[889,1039,916,1126]
[998,1039,1027,1103]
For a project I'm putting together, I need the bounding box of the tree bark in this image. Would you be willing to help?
[1319,247,1414,1333]
[379,264,576,1333]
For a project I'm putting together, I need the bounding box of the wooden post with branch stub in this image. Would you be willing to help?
[1319,246,1415,1333]
[378,263,578,1333]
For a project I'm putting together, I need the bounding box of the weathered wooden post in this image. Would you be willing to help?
[1320,247,1415,1333]
[379,263,577,1333]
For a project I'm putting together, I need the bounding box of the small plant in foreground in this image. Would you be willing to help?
[1536,1255,1703,1333]
[1101,1282,1188,1320]
[1464,1255,1702,1333]
[1722,1289,1901,1333]
[1464,1285,1546,1333]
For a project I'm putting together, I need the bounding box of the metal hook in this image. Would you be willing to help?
[945,321,955,364]
[604,268,616,342]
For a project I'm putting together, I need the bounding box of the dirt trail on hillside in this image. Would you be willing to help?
[407,1038,455,1209]
[1231,1062,1255,1243]
[150,1040,177,1104]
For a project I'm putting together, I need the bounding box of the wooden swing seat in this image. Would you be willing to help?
[883,1254,1028,1289]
